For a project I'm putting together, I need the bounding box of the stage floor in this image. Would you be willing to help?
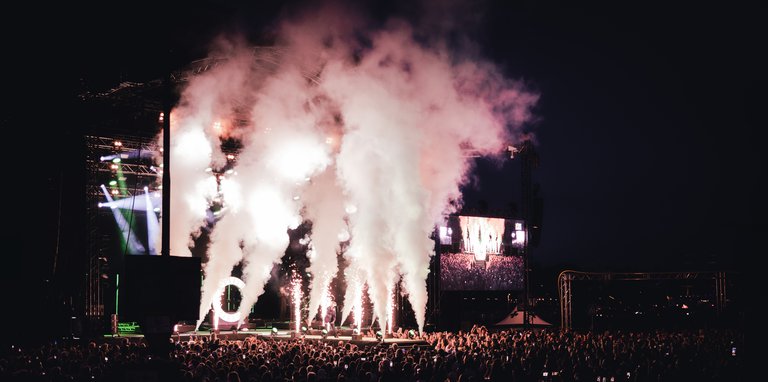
[105,328,430,348]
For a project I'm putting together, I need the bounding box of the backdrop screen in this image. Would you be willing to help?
[438,215,525,291]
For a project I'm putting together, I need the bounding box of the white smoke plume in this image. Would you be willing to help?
[162,48,257,326]
[301,166,348,325]
[164,3,537,332]
[157,49,248,256]
[196,192,244,327]
[229,68,332,323]
[318,21,537,331]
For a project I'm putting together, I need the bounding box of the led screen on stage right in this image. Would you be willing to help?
[438,215,525,291]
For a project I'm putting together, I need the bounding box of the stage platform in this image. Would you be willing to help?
[104,328,430,348]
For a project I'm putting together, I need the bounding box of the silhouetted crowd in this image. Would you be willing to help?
[1,325,742,382]
[440,254,524,290]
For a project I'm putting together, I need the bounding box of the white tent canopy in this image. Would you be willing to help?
[494,308,553,327]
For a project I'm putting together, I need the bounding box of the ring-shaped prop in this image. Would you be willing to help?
[212,276,245,323]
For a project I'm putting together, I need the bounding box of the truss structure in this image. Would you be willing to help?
[84,134,161,320]
[557,270,729,330]
[79,46,321,114]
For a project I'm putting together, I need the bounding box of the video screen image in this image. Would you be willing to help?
[438,215,525,291]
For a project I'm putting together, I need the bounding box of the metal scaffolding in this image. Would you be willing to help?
[84,134,159,324]
[79,46,299,330]
[557,270,729,330]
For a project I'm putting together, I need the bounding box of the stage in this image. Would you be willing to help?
[103,328,430,348]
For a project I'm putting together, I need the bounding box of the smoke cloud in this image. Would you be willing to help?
[160,2,537,333]
[301,166,348,325]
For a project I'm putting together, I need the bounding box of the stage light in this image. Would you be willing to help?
[353,328,360,335]
[205,167,212,172]
[226,154,235,160]
[112,158,121,163]
[301,326,308,335]
[376,331,383,341]
[158,112,164,122]
[507,145,518,159]
[438,226,452,243]
[321,328,328,338]
[271,327,279,336]
[153,207,161,213]
[114,141,122,147]
[100,184,146,254]
[408,329,416,339]
[110,164,118,170]
[143,187,160,255]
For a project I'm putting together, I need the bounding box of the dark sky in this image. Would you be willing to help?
[467,2,765,271]
[4,0,764,300]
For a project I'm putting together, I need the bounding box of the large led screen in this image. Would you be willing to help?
[438,215,525,291]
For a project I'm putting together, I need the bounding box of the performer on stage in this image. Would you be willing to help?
[325,301,337,337]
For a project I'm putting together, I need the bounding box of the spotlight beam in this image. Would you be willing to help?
[100,184,146,254]
[144,187,160,255]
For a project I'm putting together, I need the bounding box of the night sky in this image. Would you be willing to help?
[2,0,763,338]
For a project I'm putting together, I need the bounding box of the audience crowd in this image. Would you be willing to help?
[1,325,742,381]
[440,254,524,291]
